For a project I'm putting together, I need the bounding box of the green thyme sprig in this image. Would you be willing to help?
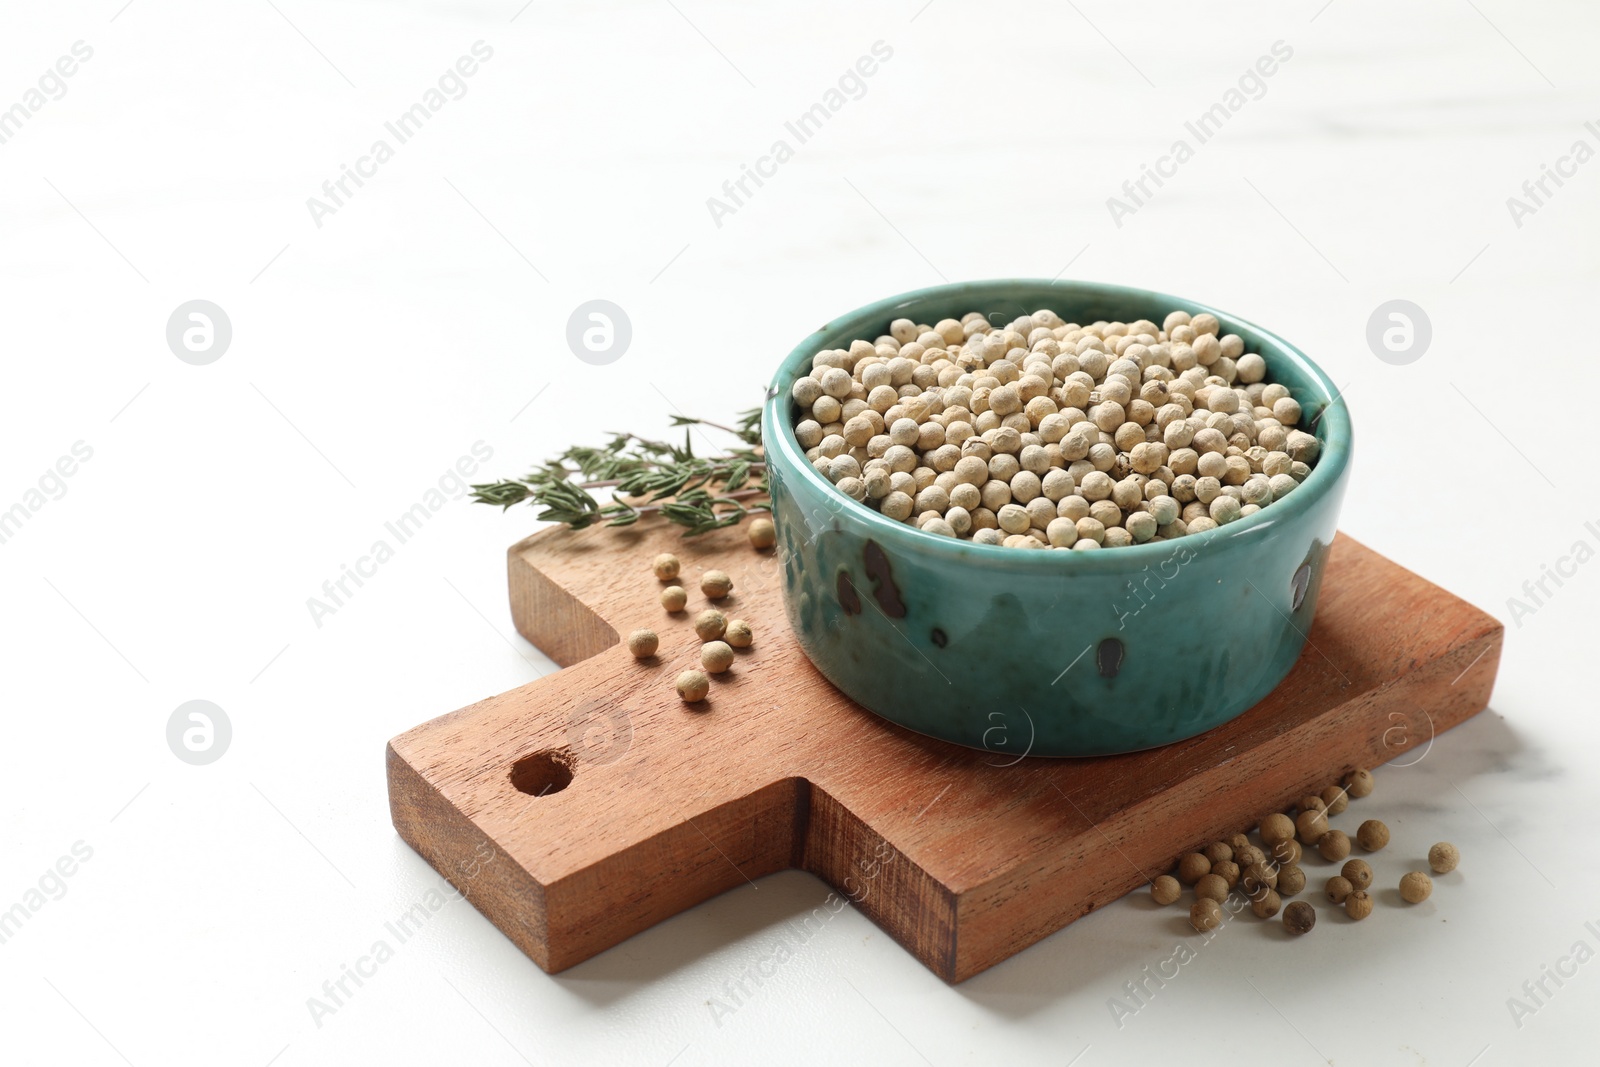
[470,408,770,536]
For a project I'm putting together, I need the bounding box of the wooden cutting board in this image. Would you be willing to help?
[386,523,1501,982]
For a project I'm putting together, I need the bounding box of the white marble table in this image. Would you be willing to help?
[2,1,1595,1063]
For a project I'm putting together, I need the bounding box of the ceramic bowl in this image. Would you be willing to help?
[762,280,1352,758]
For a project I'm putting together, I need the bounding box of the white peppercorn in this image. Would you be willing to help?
[747,517,775,549]
[881,491,914,522]
[1399,871,1433,904]
[1341,859,1373,891]
[1176,853,1211,885]
[1317,830,1351,862]
[1270,838,1302,868]
[1190,898,1223,932]
[1295,809,1329,845]
[676,670,710,703]
[1209,495,1242,525]
[1243,861,1279,896]
[701,571,733,600]
[1344,768,1375,798]
[701,640,734,674]
[1088,499,1121,529]
[1320,785,1348,815]
[1211,859,1241,889]
[627,628,658,658]
[1250,889,1282,919]
[1282,900,1315,935]
[1260,813,1295,846]
[1236,353,1266,383]
[1195,873,1229,904]
[997,504,1031,535]
[1125,512,1157,542]
[693,609,727,642]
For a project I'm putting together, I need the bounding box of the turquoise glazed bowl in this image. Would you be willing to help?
[762,280,1352,758]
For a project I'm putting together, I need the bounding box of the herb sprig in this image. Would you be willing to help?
[471,408,770,536]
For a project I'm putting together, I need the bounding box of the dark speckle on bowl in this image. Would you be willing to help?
[836,571,861,615]
[931,627,948,648]
[1291,562,1312,612]
[1097,637,1125,679]
[862,540,906,618]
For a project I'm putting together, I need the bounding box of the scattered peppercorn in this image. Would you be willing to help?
[676,670,710,703]
[1320,785,1349,815]
[701,640,735,674]
[1177,853,1212,885]
[693,609,727,642]
[1251,889,1283,919]
[626,628,658,658]
[1260,813,1295,847]
[1242,861,1278,895]
[1317,830,1351,862]
[661,586,688,613]
[748,517,776,550]
[1191,898,1223,932]
[1146,785,1459,940]
[724,619,753,648]
[1399,871,1434,903]
[1341,859,1373,890]
[653,553,680,580]
[1295,809,1330,845]
[1195,874,1230,904]
[701,570,733,599]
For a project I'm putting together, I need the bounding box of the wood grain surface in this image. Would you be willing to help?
[387,523,1502,981]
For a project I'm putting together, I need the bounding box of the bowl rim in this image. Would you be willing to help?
[762,278,1353,571]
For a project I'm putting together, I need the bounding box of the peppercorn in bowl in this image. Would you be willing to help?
[762,279,1352,757]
